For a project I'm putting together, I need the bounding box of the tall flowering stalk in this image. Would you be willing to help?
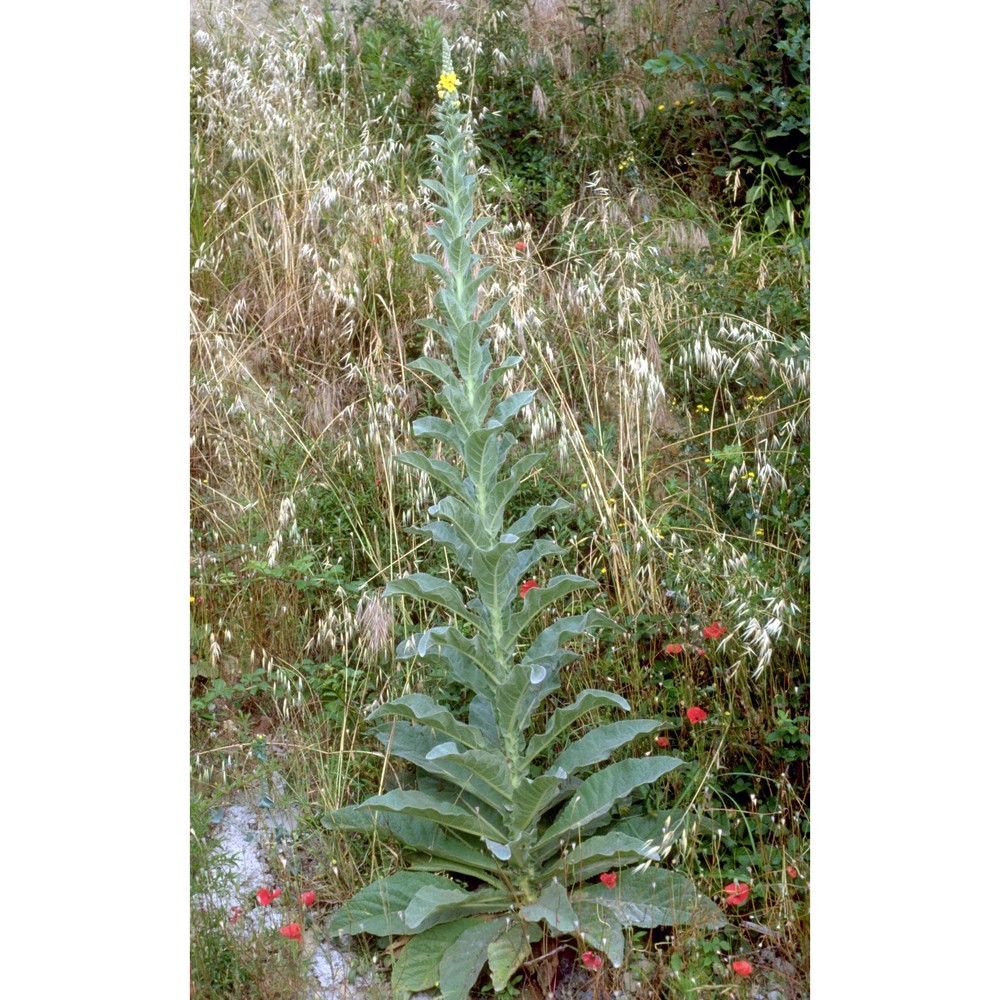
[330,41,725,1000]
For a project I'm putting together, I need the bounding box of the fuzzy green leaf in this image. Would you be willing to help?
[575,866,727,931]
[488,921,540,992]
[551,719,663,777]
[492,389,536,427]
[384,573,483,629]
[537,831,660,883]
[464,428,501,496]
[525,689,631,764]
[412,415,465,453]
[408,353,459,388]
[535,757,686,856]
[395,450,469,499]
[368,693,486,750]
[427,495,492,550]
[509,772,567,837]
[405,884,511,932]
[520,880,577,934]
[437,918,506,1000]
[364,788,507,844]
[573,898,625,968]
[505,498,574,539]
[329,871,458,936]
[391,918,467,999]
[374,728,508,825]
[470,540,521,621]
[468,695,500,746]
[383,814,506,886]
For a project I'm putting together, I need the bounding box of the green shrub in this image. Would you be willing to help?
[644,0,809,232]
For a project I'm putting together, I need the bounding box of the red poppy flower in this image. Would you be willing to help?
[655,735,669,747]
[723,882,750,905]
[695,647,705,657]
[519,579,539,599]
[514,241,527,250]
[299,891,316,907]
[581,951,603,970]
[703,622,726,639]
[278,923,302,941]
[685,706,707,724]
[732,960,752,977]
[665,643,683,655]
[599,872,617,888]
[256,887,282,906]
[787,866,798,879]
[230,906,242,922]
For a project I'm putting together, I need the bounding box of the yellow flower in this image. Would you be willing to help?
[436,71,460,99]
[673,100,682,107]
[190,596,195,603]
[755,529,764,536]
[658,104,665,111]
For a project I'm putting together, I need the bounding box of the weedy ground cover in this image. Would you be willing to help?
[190,3,808,997]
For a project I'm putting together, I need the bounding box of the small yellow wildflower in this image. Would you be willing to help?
[673,100,682,107]
[436,71,460,99]
[756,529,764,536]
[190,596,195,603]
[657,104,665,111]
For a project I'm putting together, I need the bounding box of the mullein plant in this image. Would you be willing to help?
[329,42,725,999]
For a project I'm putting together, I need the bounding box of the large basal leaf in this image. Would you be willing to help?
[551,719,663,777]
[520,880,577,934]
[537,830,660,883]
[509,772,568,838]
[404,884,511,932]
[363,788,507,844]
[574,867,727,931]
[422,742,515,806]
[534,757,686,857]
[573,898,626,968]
[391,918,468,1000]
[368,693,486,750]
[525,689,631,764]
[468,695,500,747]
[494,660,562,740]
[373,729,508,826]
[383,814,505,886]
[487,920,540,993]
[437,917,505,1000]
[384,573,483,630]
[329,871,459,936]
[324,802,394,833]
[610,809,698,854]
